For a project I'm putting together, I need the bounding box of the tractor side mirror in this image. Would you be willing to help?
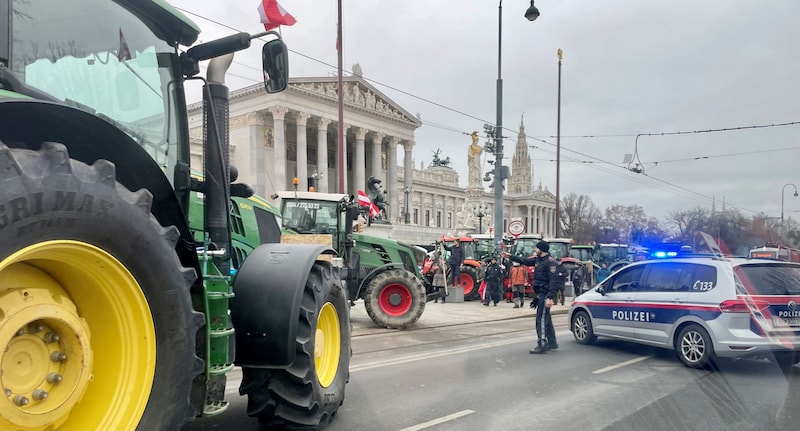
[262,39,288,93]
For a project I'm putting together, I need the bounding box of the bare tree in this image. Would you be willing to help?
[667,207,710,241]
[604,204,648,243]
[560,193,602,243]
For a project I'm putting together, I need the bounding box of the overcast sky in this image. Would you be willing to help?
[172,0,800,221]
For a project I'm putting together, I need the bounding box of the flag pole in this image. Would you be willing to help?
[336,0,345,194]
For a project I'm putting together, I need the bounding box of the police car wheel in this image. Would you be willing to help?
[676,324,714,369]
[571,310,597,345]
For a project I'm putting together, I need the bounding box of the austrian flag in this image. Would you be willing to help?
[258,0,297,31]
[357,190,380,218]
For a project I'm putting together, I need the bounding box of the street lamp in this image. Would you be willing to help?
[781,183,798,241]
[403,186,412,224]
[493,0,539,256]
[473,202,488,234]
[310,169,322,192]
[555,48,562,237]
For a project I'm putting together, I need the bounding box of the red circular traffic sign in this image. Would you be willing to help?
[507,220,525,237]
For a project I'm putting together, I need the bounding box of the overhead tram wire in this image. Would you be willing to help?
[178,6,793,216]
[531,145,720,208]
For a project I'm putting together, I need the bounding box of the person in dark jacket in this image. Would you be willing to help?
[571,262,586,298]
[503,240,559,353]
[483,256,503,306]
[442,238,464,288]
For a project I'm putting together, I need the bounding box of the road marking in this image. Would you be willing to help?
[592,356,650,374]
[397,409,475,431]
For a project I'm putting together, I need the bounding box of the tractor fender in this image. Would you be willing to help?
[230,243,336,368]
[355,262,405,299]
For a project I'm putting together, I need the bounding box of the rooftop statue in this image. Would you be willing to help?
[431,148,451,168]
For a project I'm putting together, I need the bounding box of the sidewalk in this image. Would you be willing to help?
[350,296,575,336]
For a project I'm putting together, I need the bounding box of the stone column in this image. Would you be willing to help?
[370,132,385,183]
[353,127,367,194]
[316,118,331,193]
[402,140,414,190]
[295,112,310,191]
[245,112,265,196]
[535,206,541,235]
[386,137,399,221]
[530,205,536,234]
[269,106,289,192]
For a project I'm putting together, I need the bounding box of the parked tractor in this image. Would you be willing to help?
[0,2,350,430]
[276,191,429,329]
[423,236,484,301]
[568,244,599,287]
[595,242,631,273]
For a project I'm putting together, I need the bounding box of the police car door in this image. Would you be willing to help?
[590,264,645,339]
[632,262,694,346]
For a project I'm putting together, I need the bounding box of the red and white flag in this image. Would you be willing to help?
[118,28,132,61]
[258,0,297,31]
[357,190,380,218]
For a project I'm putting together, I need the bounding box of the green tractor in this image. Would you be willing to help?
[276,191,430,329]
[0,1,350,430]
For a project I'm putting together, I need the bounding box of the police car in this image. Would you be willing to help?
[568,253,800,370]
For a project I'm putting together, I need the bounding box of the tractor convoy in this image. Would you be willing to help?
[1,1,350,430]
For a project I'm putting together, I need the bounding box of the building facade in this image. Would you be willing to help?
[187,71,557,242]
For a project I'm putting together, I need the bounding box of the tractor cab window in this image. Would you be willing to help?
[10,0,183,175]
[513,239,537,257]
[549,243,569,260]
[282,200,339,235]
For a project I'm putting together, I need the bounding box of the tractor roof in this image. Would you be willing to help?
[276,191,349,203]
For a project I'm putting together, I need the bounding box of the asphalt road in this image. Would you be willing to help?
[182,300,800,431]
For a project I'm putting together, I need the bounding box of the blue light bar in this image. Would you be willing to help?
[651,251,678,258]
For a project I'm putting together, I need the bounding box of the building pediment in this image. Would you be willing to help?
[289,76,422,128]
[531,188,556,202]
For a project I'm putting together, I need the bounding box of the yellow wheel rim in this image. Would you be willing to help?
[0,241,155,431]
[314,302,341,388]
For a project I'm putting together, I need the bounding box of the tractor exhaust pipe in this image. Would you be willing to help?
[203,54,234,274]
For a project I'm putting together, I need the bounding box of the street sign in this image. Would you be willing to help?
[507,220,525,237]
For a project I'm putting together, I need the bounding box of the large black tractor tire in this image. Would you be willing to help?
[459,267,481,301]
[0,143,200,431]
[241,262,351,428]
[364,269,426,329]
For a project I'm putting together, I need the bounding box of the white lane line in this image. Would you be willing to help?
[592,356,650,374]
[397,409,476,431]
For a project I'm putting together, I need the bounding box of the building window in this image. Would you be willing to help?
[447,213,452,229]
[425,210,430,227]
[436,211,442,228]
[413,209,419,224]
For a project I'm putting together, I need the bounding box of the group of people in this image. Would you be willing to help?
[431,238,609,355]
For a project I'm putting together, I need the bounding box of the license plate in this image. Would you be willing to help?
[772,316,800,328]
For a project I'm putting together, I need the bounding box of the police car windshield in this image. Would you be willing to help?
[734,264,800,296]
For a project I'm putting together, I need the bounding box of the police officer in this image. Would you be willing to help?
[502,240,559,353]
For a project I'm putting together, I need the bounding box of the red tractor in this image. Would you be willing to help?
[422,236,484,300]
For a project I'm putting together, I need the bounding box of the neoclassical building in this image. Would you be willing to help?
[187,68,558,241]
